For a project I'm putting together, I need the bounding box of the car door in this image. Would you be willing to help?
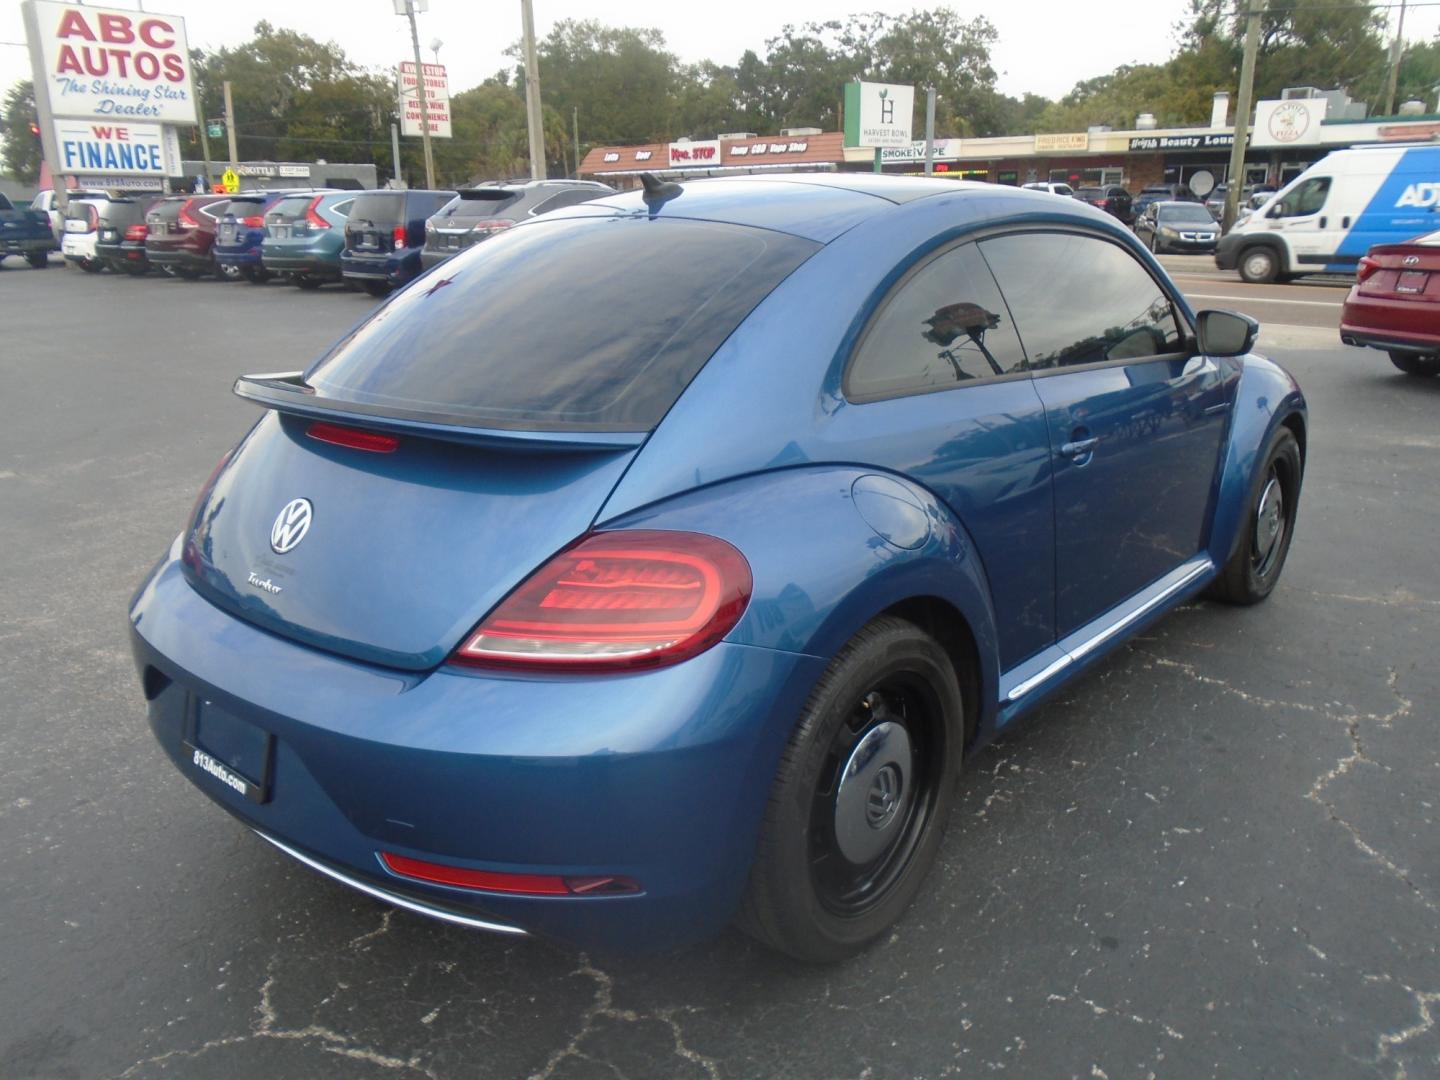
[840,239,1057,670]
[980,229,1238,637]
[1259,175,1335,267]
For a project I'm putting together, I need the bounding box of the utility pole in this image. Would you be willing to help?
[404,0,436,189]
[223,79,239,170]
[194,77,213,192]
[1382,0,1409,117]
[1222,3,1261,233]
[573,105,581,179]
[391,122,404,187]
[520,0,545,179]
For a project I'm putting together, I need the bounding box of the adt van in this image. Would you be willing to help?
[1216,144,1440,283]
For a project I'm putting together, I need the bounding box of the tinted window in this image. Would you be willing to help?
[1273,177,1330,218]
[267,195,314,222]
[307,217,817,431]
[980,232,1183,370]
[1158,204,1216,224]
[1075,187,1104,199]
[847,242,1026,400]
[349,192,404,224]
[331,199,353,218]
[437,191,519,221]
[530,189,604,215]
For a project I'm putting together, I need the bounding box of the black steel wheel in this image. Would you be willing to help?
[1209,426,1302,604]
[738,616,964,962]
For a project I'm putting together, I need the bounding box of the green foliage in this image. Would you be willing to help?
[1,80,41,183]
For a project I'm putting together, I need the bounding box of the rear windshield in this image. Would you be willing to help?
[1158,204,1216,223]
[435,190,521,221]
[1075,187,1103,198]
[268,195,314,221]
[148,199,183,222]
[348,192,405,224]
[306,217,818,431]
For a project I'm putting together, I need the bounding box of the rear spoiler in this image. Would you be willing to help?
[233,372,647,453]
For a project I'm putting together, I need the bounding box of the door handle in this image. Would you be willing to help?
[1342,216,1351,229]
[1060,437,1098,457]
[1318,216,1327,228]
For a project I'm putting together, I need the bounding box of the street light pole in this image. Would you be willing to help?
[404,0,436,189]
[1222,3,1261,233]
[1382,0,1409,117]
[520,0,545,179]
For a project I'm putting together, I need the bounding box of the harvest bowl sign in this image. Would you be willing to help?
[22,1,195,123]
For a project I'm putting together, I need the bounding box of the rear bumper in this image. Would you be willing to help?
[420,248,458,271]
[61,232,98,260]
[128,538,821,950]
[261,246,341,277]
[1341,291,1440,355]
[0,235,51,254]
[96,240,148,267]
[214,245,263,267]
[341,249,421,284]
[147,246,213,271]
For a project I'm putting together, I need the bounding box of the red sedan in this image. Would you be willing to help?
[1340,230,1440,377]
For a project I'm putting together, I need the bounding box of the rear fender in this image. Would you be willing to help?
[1208,354,1307,567]
[602,465,1003,739]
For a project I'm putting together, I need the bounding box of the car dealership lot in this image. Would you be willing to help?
[2,268,1437,1078]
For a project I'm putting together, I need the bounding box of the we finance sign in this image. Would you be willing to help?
[22,1,195,123]
[53,120,181,176]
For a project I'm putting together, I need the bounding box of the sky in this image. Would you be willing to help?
[4,0,1439,122]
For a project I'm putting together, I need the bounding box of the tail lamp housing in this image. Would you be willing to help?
[392,224,408,247]
[450,530,752,672]
[177,200,201,229]
[1356,255,1381,284]
[304,196,330,230]
[124,223,148,242]
[241,214,266,228]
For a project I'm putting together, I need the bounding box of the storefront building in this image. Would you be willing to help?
[579,131,847,187]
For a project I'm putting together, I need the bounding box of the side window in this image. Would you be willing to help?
[1272,177,1330,219]
[531,190,598,216]
[980,232,1183,370]
[847,242,1027,401]
[332,200,354,219]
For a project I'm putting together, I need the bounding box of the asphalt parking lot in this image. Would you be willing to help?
[2,259,1437,1079]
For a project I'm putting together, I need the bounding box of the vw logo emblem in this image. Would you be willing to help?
[270,498,313,554]
[865,764,902,830]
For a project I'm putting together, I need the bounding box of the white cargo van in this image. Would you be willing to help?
[1215,143,1440,283]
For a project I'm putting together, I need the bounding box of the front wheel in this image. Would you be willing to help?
[1389,351,1440,377]
[737,616,963,962]
[1208,426,1302,605]
[1237,246,1280,284]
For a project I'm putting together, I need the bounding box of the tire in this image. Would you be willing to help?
[1208,426,1303,605]
[27,252,48,269]
[1388,352,1440,377]
[242,266,272,284]
[737,615,964,962]
[1237,246,1280,284]
[173,267,201,280]
[214,259,242,282]
[79,257,102,273]
[293,273,324,290]
[362,280,392,297]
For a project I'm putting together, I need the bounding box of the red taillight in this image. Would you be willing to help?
[1357,255,1381,283]
[304,195,330,230]
[392,224,407,247]
[241,214,265,228]
[85,204,99,230]
[178,200,201,229]
[124,223,147,241]
[380,852,641,896]
[450,530,752,672]
[1091,199,1107,207]
[471,219,514,235]
[305,421,399,453]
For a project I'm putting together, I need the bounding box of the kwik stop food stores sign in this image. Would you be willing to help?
[22,1,195,190]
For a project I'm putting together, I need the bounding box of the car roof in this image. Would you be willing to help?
[1155,200,1209,209]
[566,174,1069,244]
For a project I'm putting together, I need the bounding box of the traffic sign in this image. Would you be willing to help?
[220,168,239,193]
[207,123,224,139]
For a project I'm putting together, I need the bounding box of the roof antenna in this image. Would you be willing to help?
[639,172,683,205]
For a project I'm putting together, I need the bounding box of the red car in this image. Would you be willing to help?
[1340,230,1440,377]
[144,194,234,280]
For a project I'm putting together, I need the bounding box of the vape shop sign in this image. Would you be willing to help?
[52,119,181,176]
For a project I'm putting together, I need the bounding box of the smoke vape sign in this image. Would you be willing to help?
[844,81,915,149]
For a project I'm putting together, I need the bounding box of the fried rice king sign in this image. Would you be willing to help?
[22,1,196,124]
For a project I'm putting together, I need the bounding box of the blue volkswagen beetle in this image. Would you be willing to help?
[129,174,1306,961]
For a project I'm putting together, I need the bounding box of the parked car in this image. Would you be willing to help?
[420,180,613,271]
[261,191,357,289]
[1204,184,1273,223]
[1218,144,1440,283]
[215,190,323,284]
[131,173,1307,961]
[145,194,232,279]
[1340,229,1440,376]
[0,192,54,268]
[30,189,113,248]
[340,188,456,296]
[1134,200,1221,254]
[1020,181,1073,196]
[1074,184,1134,224]
[95,195,162,275]
[1132,184,1197,219]
[60,194,124,272]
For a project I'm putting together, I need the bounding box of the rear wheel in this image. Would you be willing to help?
[27,252,48,269]
[738,616,963,962]
[242,266,273,284]
[362,280,392,297]
[78,257,102,273]
[214,259,242,282]
[173,267,201,280]
[1237,246,1280,284]
[293,273,324,290]
[1389,352,1440,377]
[1208,426,1302,605]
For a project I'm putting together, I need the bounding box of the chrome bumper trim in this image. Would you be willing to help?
[253,830,529,936]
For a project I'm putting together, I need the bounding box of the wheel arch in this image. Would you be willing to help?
[880,595,982,750]
[1237,234,1290,277]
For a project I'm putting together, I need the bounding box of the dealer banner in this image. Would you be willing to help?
[52,119,182,177]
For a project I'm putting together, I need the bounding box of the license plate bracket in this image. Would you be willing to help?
[184,697,274,804]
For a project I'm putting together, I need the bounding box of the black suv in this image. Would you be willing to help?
[1074,185,1134,225]
[420,180,614,271]
[341,188,457,296]
[95,195,162,275]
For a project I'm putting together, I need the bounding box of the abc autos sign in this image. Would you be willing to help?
[22,1,195,123]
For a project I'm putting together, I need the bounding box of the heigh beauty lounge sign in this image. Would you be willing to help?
[22,1,196,123]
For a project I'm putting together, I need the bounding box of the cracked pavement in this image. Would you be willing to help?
[1,269,1436,1078]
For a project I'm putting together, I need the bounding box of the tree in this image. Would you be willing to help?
[0,80,42,183]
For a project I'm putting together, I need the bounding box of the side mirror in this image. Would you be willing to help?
[1266,202,1285,219]
[1195,309,1259,356]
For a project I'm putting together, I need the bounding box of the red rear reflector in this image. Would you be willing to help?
[305,421,399,453]
[382,852,570,895]
[1357,255,1381,284]
[241,214,265,228]
[304,195,330,230]
[392,224,407,247]
[124,224,148,241]
[451,530,752,671]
